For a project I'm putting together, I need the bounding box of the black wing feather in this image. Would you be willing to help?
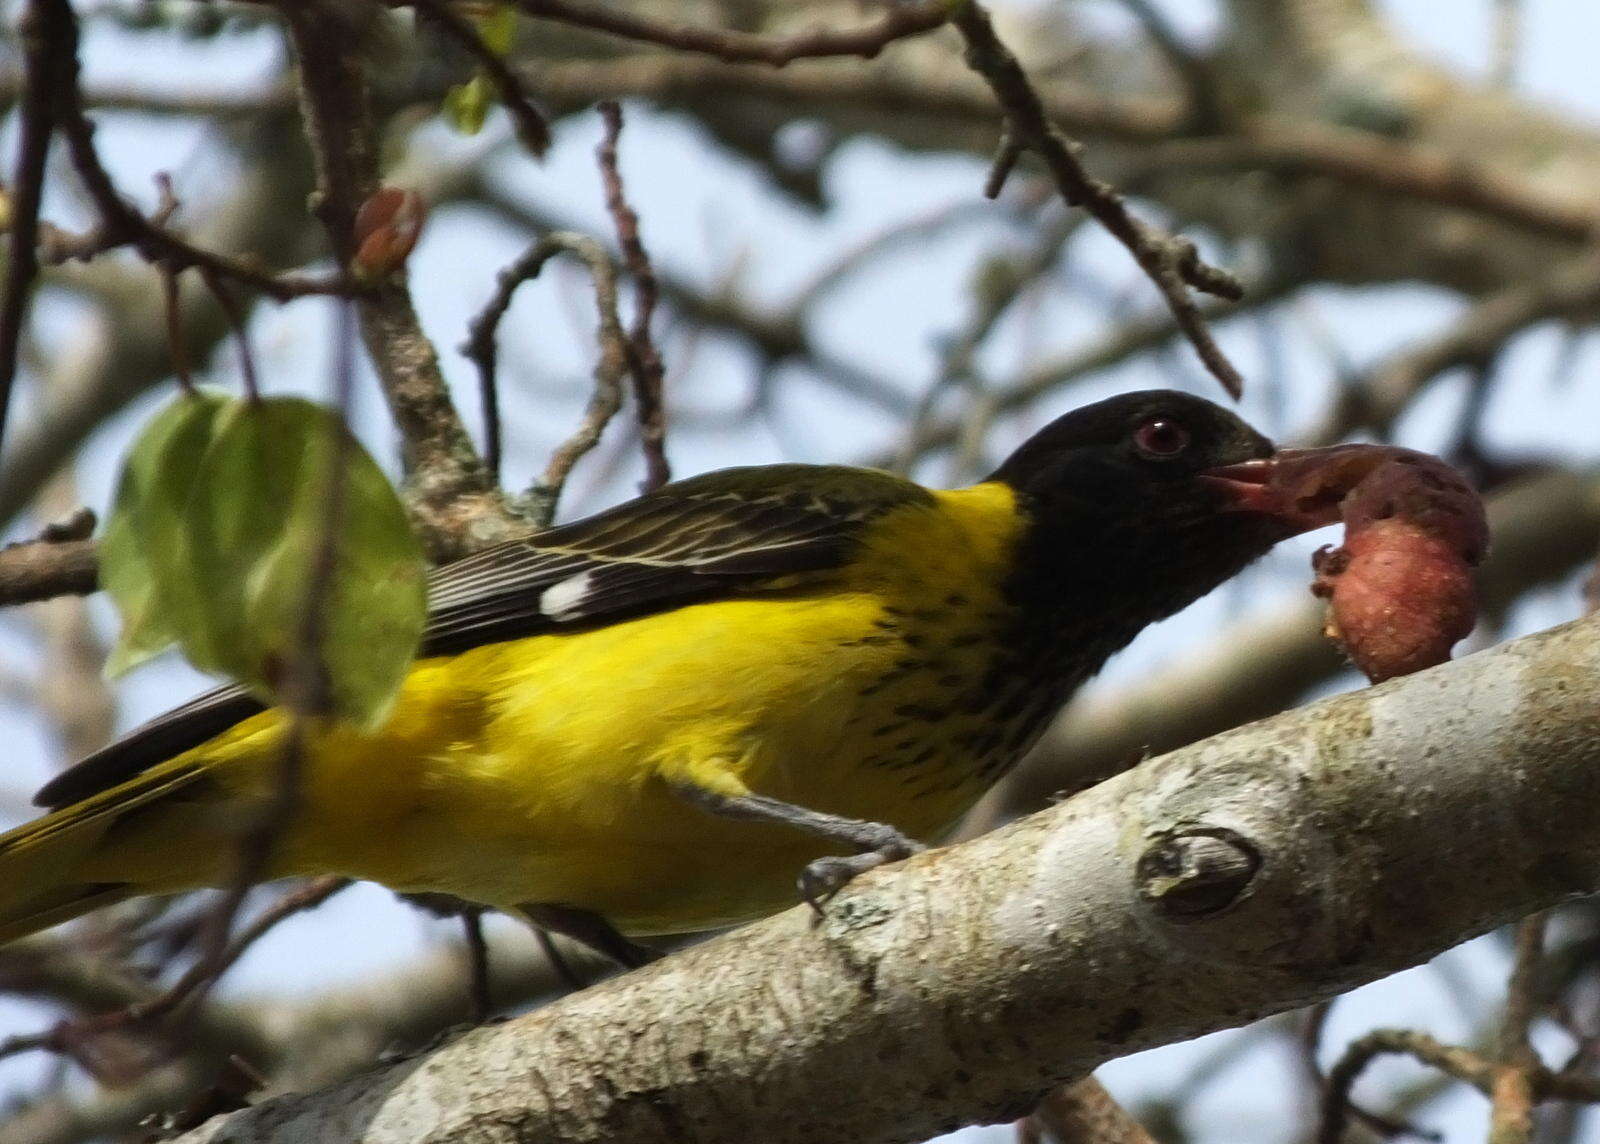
[35,464,928,808]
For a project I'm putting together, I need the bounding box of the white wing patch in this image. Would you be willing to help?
[539,571,596,621]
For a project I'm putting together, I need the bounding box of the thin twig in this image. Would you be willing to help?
[0,878,348,1068]
[1320,1025,1600,1144]
[951,0,1246,399]
[1300,1000,1442,1141]
[462,909,493,1023]
[0,535,98,606]
[1490,913,1548,1144]
[199,267,260,402]
[876,272,1290,472]
[410,0,551,156]
[596,101,670,492]
[166,300,359,1046]
[145,878,350,1025]
[0,0,71,462]
[161,264,196,394]
[462,232,629,524]
[42,7,354,302]
[503,0,951,65]
[1321,1030,1493,1144]
[285,3,505,559]
[530,925,589,993]
[897,212,1082,476]
[983,128,1023,200]
[1021,1077,1155,1143]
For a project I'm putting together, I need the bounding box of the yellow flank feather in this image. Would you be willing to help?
[9,483,1026,938]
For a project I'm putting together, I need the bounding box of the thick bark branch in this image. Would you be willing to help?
[167,611,1600,1144]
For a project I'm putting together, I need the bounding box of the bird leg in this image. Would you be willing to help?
[674,786,924,914]
[515,903,661,973]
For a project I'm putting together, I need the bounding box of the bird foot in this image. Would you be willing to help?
[798,827,923,916]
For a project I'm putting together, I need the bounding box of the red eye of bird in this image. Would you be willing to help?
[1134,417,1190,459]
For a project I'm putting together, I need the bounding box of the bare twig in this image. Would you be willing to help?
[876,274,1291,472]
[471,178,919,417]
[462,910,493,1023]
[1300,1000,1442,1141]
[155,299,362,1047]
[463,232,629,526]
[596,101,670,492]
[1320,1024,1600,1144]
[505,0,952,66]
[285,2,506,559]
[0,536,98,606]
[44,6,354,302]
[898,213,1083,477]
[161,265,196,394]
[1020,1077,1155,1144]
[198,268,260,402]
[1490,914,1548,1144]
[0,879,347,1070]
[410,0,551,157]
[142,879,350,1028]
[0,0,71,461]
[951,0,1246,399]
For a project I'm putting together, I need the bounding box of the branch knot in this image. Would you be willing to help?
[1136,829,1259,917]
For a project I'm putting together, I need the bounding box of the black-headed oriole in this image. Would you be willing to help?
[0,390,1352,963]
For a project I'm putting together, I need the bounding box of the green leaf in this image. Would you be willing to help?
[100,393,426,729]
[443,74,493,136]
[100,390,231,676]
[175,397,426,727]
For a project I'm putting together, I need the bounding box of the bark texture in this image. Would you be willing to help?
[169,612,1600,1144]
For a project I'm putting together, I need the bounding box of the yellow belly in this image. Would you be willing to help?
[85,485,1026,934]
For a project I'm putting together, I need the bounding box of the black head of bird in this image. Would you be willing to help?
[989,390,1352,640]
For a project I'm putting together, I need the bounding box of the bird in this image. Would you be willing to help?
[0,389,1353,966]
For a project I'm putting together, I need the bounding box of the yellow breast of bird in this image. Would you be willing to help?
[228,483,1031,934]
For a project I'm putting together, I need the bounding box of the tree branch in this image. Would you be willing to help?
[0,0,70,460]
[283,2,511,559]
[462,232,629,527]
[0,537,98,606]
[505,0,953,66]
[164,610,1600,1144]
[951,0,1246,398]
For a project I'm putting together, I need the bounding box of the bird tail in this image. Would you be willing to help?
[0,762,211,945]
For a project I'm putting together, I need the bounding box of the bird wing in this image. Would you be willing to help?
[35,464,928,808]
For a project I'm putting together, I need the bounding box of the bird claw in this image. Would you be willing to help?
[798,829,924,917]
